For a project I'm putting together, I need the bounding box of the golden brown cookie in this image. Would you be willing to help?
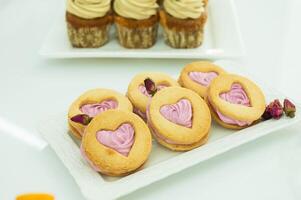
[206,74,266,130]
[178,61,227,98]
[68,89,133,139]
[81,110,152,176]
[147,87,211,151]
[127,72,179,120]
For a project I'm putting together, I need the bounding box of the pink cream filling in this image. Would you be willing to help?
[211,83,252,126]
[80,100,118,118]
[146,99,193,145]
[133,107,147,121]
[74,100,118,136]
[189,71,218,87]
[96,123,135,157]
[139,84,167,97]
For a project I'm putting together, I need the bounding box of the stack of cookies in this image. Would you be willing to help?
[67,61,267,176]
[66,0,208,48]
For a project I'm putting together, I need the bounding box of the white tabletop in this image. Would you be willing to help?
[1,0,301,199]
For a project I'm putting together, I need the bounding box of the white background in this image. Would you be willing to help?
[0,0,301,199]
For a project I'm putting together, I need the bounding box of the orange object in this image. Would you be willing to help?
[16,193,54,200]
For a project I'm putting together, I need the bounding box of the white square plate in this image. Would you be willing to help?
[38,61,301,200]
[39,0,244,59]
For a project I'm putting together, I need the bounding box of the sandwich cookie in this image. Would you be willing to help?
[178,61,226,98]
[81,110,152,176]
[206,74,266,129]
[127,72,179,120]
[147,87,211,151]
[68,89,133,139]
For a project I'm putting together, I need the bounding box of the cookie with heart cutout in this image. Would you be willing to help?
[68,89,133,139]
[147,86,211,151]
[206,74,266,130]
[81,110,152,176]
[178,61,227,98]
[127,72,179,120]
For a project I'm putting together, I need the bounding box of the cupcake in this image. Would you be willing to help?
[160,0,208,48]
[66,0,112,48]
[206,74,266,130]
[147,87,211,151]
[68,89,133,139]
[81,110,152,176]
[127,72,179,120]
[179,61,227,98]
[113,0,159,48]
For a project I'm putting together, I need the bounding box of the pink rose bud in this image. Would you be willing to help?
[144,78,157,96]
[283,99,296,118]
[270,99,283,119]
[262,99,283,120]
[71,114,92,125]
[262,107,272,120]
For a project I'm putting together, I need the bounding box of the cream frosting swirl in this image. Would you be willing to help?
[189,72,218,87]
[67,0,110,19]
[160,99,192,128]
[114,0,158,20]
[163,0,205,19]
[213,83,252,126]
[80,100,118,118]
[96,123,135,156]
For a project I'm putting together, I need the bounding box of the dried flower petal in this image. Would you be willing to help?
[71,114,92,125]
[283,99,296,118]
[144,78,157,96]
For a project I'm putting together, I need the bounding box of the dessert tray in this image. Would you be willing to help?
[38,61,301,200]
[39,0,244,59]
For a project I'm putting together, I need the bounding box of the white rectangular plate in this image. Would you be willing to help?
[38,62,301,200]
[39,0,244,59]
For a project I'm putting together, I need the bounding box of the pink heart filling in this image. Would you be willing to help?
[139,85,167,97]
[160,99,192,128]
[96,123,135,157]
[80,100,118,118]
[189,71,218,87]
[215,83,252,126]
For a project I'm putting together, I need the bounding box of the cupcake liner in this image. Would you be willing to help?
[114,14,159,49]
[66,12,112,48]
[163,27,204,49]
[159,10,207,49]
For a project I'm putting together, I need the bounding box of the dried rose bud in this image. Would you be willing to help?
[144,78,157,96]
[71,114,92,125]
[262,99,283,120]
[270,99,283,119]
[283,99,296,118]
[262,107,272,120]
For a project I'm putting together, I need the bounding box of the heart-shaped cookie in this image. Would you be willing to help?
[127,72,179,120]
[81,110,152,176]
[68,89,133,139]
[160,99,192,128]
[178,61,227,98]
[207,74,266,129]
[96,123,134,157]
[147,87,211,151]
